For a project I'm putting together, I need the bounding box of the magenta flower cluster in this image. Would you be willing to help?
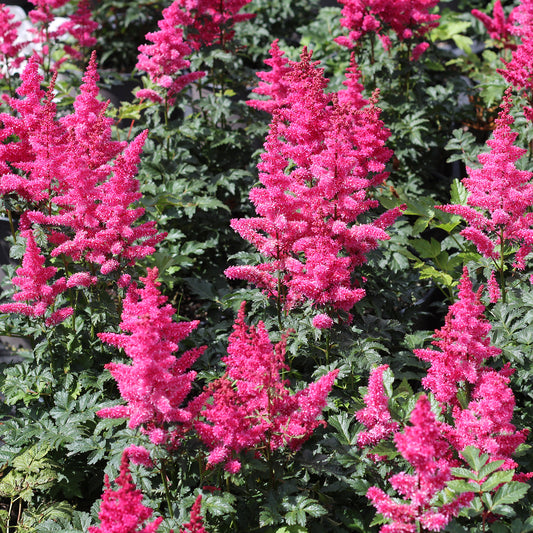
[195,302,339,473]
[226,45,403,321]
[472,0,516,50]
[88,451,163,533]
[358,268,529,531]
[98,267,206,446]
[0,54,164,323]
[136,0,253,102]
[367,396,474,532]
[334,0,440,60]
[439,89,533,285]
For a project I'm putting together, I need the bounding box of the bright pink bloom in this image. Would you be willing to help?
[136,1,205,100]
[246,39,292,113]
[445,366,529,471]
[438,89,533,268]
[15,53,165,274]
[414,268,501,407]
[487,270,501,303]
[414,268,529,470]
[180,495,207,533]
[499,38,533,119]
[0,59,64,203]
[174,0,254,49]
[335,0,440,59]
[98,268,206,446]
[0,4,26,78]
[124,445,153,468]
[0,231,71,325]
[195,302,338,472]
[367,396,471,532]
[511,0,533,36]
[312,313,334,329]
[472,1,516,49]
[88,451,163,533]
[227,48,401,317]
[135,89,164,104]
[356,364,399,447]
[60,0,98,59]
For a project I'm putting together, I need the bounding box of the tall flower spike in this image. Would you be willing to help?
[335,0,440,59]
[97,268,206,446]
[174,0,254,50]
[0,58,65,204]
[0,231,71,326]
[438,89,533,270]
[246,39,292,113]
[180,495,208,533]
[499,38,533,120]
[227,48,401,318]
[356,364,399,448]
[446,366,529,471]
[195,302,338,472]
[0,4,26,79]
[367,396,472,533]
[472,1,516,50]
[59,0,98,60]
[88,450,163,533]
[414,267,501,407]
[136,1,205,100]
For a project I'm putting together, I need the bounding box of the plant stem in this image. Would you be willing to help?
[160,459,174,520]
[7,209,16,243]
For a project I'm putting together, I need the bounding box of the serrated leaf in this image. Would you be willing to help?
[451,467,477,479]
[480,468,512,492]
[450,178,469,206]
[491,482,529,508]
[460,446,488,472]
[328,413,358,446]
[447,480,479,493]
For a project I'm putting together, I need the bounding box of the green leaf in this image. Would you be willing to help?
[491,482,529,508]
[328,413,358,446]
[460,446,489,472]
[447,480,480,493]
[480,469,513,492]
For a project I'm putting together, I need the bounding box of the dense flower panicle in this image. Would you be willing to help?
[511,0,533,36]
[175,0,254,49]
[124,445,153,468]
[59,0,98,59]
[472,1,516,49]
[312,313,334,329]
[487,269,501,303]
[180,495,207,533]
[367,396,471,533]
[136,1,205,99]
[0,54,167,274]
[0,231,72,326]
[499,38,533,120]
[0,4,25,78]
[438,90,533,267]
[227,47,401,316]
[195,303,338,472]
[246,39,292,113]
[27,0,70,62]
[414,268,501,406]
[88,451,163,533]
[446,367,529,470]
[0,59,65,203]
[335,0,440,58]
[356,364,399,447]
[97,268,206,445]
